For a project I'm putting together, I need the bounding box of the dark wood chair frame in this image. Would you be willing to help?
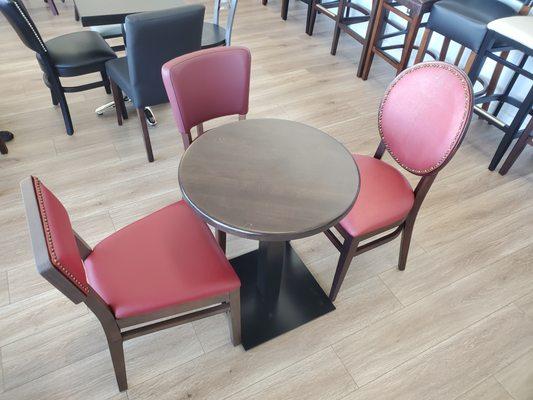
[324,102,472,301]
[499,117,532,175]
[21,177,241,392]
[358,0,438,80]
[465,13,533,172]
[262,0,309,23]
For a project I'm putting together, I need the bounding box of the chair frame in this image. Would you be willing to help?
[3,0,112,135]
[325,64,473,302]
[21,177,241,392]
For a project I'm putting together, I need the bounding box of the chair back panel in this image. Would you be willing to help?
[29,177,89,293]
[0,0,47,54]
[378,62,473,176]
[124,5,204,108]
[213,0,239,45]
[162,46,251,134]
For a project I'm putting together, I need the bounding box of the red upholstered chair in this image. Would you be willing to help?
[21,177,241,392]
[161,46,251,150]
[326,62,473,302]
[162,46,251,253]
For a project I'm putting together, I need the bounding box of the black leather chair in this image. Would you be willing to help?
[105,5,205,162]
[0,0,116,135]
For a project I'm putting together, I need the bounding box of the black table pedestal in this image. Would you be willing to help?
[231,241,335,350]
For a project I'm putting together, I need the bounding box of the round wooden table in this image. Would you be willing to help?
[179,118,359,349]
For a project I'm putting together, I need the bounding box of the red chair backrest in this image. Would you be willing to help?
[162,46,251,134]
[31,177,89,293]
[379,62,473,176]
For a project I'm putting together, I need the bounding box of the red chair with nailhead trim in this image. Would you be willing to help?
[325,61,473,302]
[21,176,241,392]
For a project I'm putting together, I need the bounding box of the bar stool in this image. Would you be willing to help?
[358,0,439,80]
[467,15,533,173]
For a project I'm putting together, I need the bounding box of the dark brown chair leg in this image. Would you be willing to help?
[110,80,123,126]
[48,0,59,15]
[307,0,318,36]
[329,237,358,302]
[398,217,415,271]
[137,108,154,162]
[360,0,386,80]
[330,0,345,55]
[107,337,127,391]
[396,11,423,74]
[228,289,241,346]
[181,131,193,150]
[305,2,313,34]
[216,229,227,253]
[0,137,7,155]
[499,119,533,175]
[101,70,111,95]
[262,0,267,5]
[52,82,74,135]
[414,28,432,64]
[281,0,289,20]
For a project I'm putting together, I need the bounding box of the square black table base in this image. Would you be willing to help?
[230,243,335,350]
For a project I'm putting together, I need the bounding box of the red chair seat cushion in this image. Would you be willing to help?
[340,154,415,238]
[84,201,240,319]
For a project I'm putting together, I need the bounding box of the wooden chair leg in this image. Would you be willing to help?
[305,2,313,34]
[50,88,59,106]
[181,131,193,150]
[228,289,241,346]
[414,28,432,64]
[54,84,74,135]
[137,108,154,162]
[398,217,415,271]
[360,0,386,80]
[499,121,532,175]
[262,0,267,5]
[439,37,451,61]
[101,70,111,95]
[48,0,59,15]
[281,0,289,20]
[0,137,7,155]
[107,338,127,392]
[329,237,358,302]
[216,229,227,253]
[307,0,318,36]
[396,10,423,74]
[110,80,123,126]
[330,0,344,55]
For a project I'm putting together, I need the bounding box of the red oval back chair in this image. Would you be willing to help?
[162,46,251,150]
[326,62,473,301]
[21,176,241,392]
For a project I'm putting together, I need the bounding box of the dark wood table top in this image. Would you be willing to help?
[74,0,184,26]
[178,119,360,241]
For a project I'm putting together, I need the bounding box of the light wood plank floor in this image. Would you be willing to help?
[1,0,532,399]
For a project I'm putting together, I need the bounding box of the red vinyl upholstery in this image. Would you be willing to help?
[84,201,240,319]
[379,62,472,175]
[32,177,89,293]
[339,155,414,237]
[161,46,251,134]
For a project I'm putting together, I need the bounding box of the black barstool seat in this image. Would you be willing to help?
[427,0,517,52]
[46,31,116,76]
[202,22,227,48]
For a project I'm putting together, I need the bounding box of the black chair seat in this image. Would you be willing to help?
[105,57,133,99]
[46,31,116,77]
[202,23,226,48]
[427,0,517,52]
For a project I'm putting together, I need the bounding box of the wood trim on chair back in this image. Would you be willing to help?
[378,61,473,176]
[20,177,89,303]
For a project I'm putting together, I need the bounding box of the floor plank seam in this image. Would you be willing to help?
[352,302,523,391]
[493,374,518,400]
[377,274,406,308]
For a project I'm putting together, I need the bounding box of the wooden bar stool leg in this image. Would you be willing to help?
[499,119,532,175]
[414,27,432,64]
[330,0,345,55]
[360,0,386,80]
[281,0,289,20]
[357,0,379,77]
[396,9,423,74]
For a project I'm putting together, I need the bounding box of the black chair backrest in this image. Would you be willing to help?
[124,4,205,108]
[0,0,47,54]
